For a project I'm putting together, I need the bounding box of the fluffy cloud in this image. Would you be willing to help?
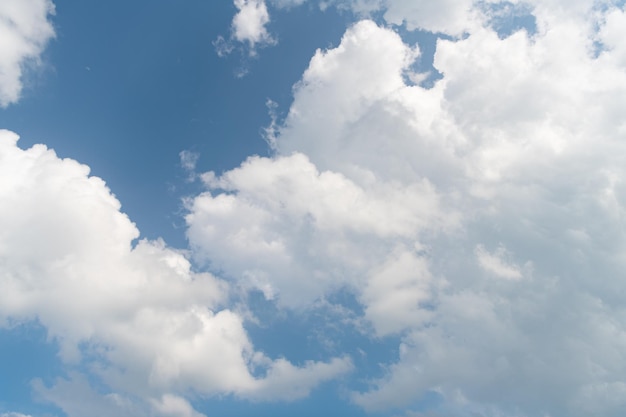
[6,0,626,416]
[232,0,274,49]
[188,151,452,309]
[0,130,351,415]
[187,2,626,414]
[216,0,276,57]
[0,0,55,107]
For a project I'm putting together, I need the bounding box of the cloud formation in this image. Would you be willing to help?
[0,0,55,107]
[0,130,351,416]
[215,0,277,59]
[5,0,626,416]
[232,0,273,47]
[189,1,626,414]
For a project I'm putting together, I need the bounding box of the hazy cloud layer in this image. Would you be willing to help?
[0,0,55,107]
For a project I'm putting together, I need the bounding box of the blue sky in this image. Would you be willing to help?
[1,1,350,247]
[2,1,626,417]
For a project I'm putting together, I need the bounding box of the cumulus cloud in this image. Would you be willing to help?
[0,0,55,107]
[187,150,452,310]
[231,0,275,52]
[232,0,271,45]
[187,2,626,414]
[216,0,277,58]
[6,0,626,415]
[0,130,351,415]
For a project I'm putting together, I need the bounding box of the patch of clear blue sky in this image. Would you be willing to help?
[482,1,537,38]
[0,2,448,416]
[0,324,63,416]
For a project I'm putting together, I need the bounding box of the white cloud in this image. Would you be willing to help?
[0,130,350,414]
[264,0,534,37]
[217,0,277,57]
[187,150,452,309]
[6,0,626,415]
[188,23,457,326]
[151,395,206,417]
[361,248,434,336]
[244,356,353,401]
[224,0,537,59]
[475,244,524,280]
[598,5,626,67]
[273,20,461,186]
[231,0,275,51]
[187,4,626,414]
[34,373,150,417]
[382,0,478,35]
[0,0,55,107]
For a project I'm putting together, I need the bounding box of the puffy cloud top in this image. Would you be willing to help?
[6,0,626,416]
[0,130,351,416]
[232,0,274,50]
[189,6,626,415]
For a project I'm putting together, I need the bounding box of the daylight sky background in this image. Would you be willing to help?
[2,1,626,416]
